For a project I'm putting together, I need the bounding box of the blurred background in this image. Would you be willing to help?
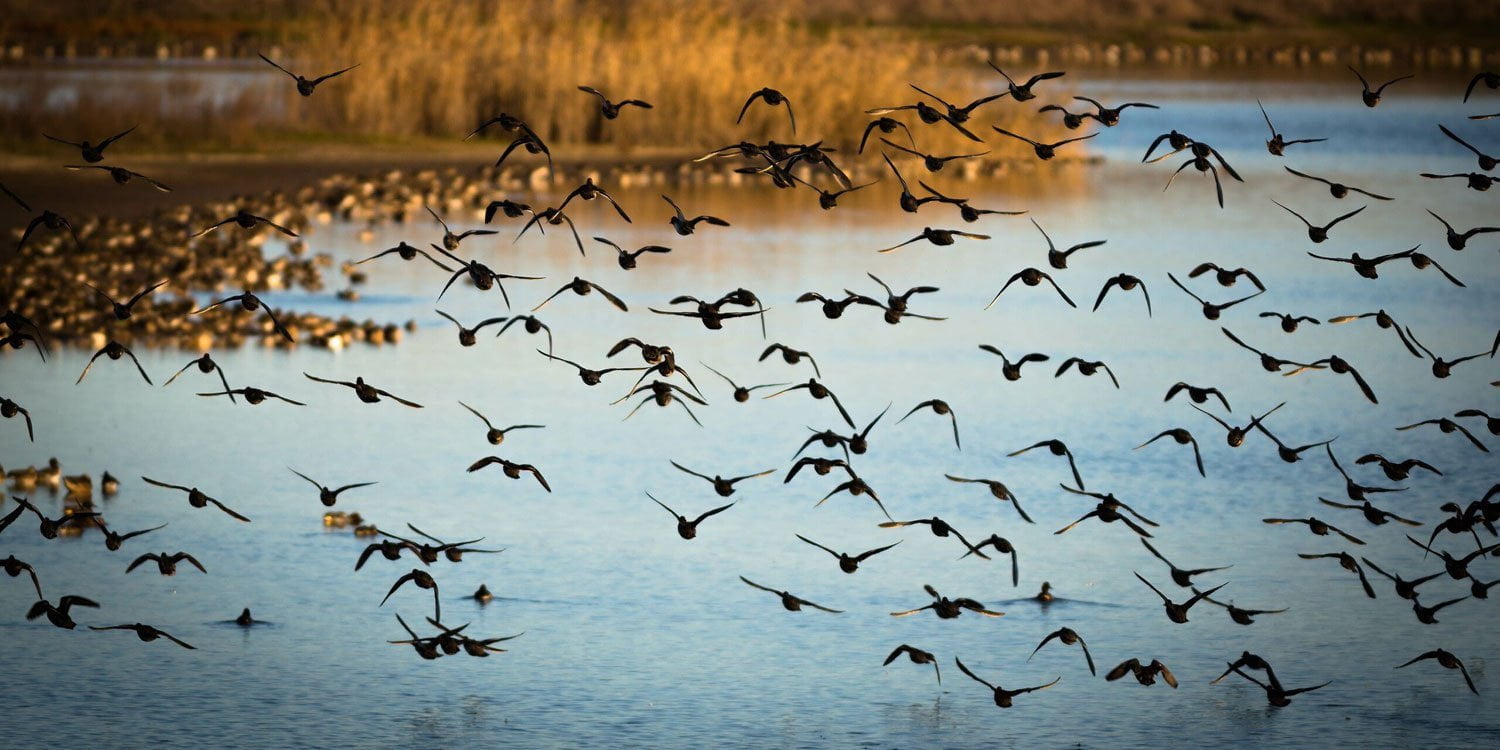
[0,0,1496,155]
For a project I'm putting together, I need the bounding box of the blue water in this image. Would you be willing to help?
[1,71,1497,748]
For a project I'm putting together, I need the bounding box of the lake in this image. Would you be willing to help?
[1,66,1497,749]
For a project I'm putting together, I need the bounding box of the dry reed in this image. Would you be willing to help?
[285,0,1030,156]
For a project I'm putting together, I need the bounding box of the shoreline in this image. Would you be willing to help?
[0,146,1099,237]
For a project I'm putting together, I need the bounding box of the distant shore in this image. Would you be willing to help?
[0,145,1099,241]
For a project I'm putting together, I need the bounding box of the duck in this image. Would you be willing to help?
[1262,517,1366,545]
[1259,311,1320,333]
[1167,273,1263,320]
[126,551,206,577]
[434,310,509,347]
[76,340,153,385]
[465,457,551,492]
[646,492,734,540]
[990,126,1096,160]
[197,386,305,406]
[1427,209,1498,252]
[668,461,773,497]
[1106,658,1177,687]
[916,181,1025,222]
[493,315,553,354]
[1405,536,1499,580]
[1220,665,1330,707]
[25,595,100,629]
[1465,71,1500,102]
[1135,572,1224,623]
[65,165,171,192]
[1273,200,1366,243]
[890,584,1003,619]
[9,498,98,539]
[1349,66,1413,107]
[857,117,914,153]
[259,53,357,96]
[162,354,234,401]
[381,569,441,621]
[944,475,1031,524]
[955,657,1059,708]
[1074,96,1158,126]
[1030,628,1095,675]
[796,535,900,574]
[1008,439,1086,489]
[193,291,294,343]
[232,608,269,627]
[736,87,796,133]
[44,125,135,162]
[1258,100,1326,155]
[880,138,988,172]
[1188,263,1265,291]
[577,86,652,120]
[1195,589,1288,625]
[1191,401,1284,448]
[1397,649,1478,694]
[1352,454,1441,482]
[1135,428,1205,477]
[1034,582,1056,603]
[1404,327,1491,379]
[2,554,43,598]
[884,645,941,684]
[81,278,168,320]
[897,400,961,449]
[1284,167,1392,200]
[288,468,376,507]
[1410,594,1468,625]
[89,623,194,649]
[1298,551,1376,598]
[96,521,167,551]
[879,226,989,253]
[878,517,989,558]
[739,576,840,613]
[765,379,856,429]
[355,241,454,272]
[1038,103,1091,130]
[1437,125,1497,172]
[662,195,730,236]
[139,476,251,522]
[1139,539,1229,587]
[303,372,423,408]
[700,363,787,403]
[986,63,1065,101]
[593,237,671,270]
[0,396,34,442]
[193,210,298,238]
[457,402,543,446]
[1318,497,1422,527]
[781,451,847,480]
[1418,171,1494,192]
[1092,275,1151,316]
[987,267,1076,309]
[1361,559,1442,600]
[1395,417,1488,452]
[431,246,545,307]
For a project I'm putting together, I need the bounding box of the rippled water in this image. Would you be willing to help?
[1,72,1497,748]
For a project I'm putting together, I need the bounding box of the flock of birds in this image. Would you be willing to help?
[2,52,1499,718]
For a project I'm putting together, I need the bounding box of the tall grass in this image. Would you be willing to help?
[288,0,1020,156]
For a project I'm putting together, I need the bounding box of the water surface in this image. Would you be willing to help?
[1,71,1497,749]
